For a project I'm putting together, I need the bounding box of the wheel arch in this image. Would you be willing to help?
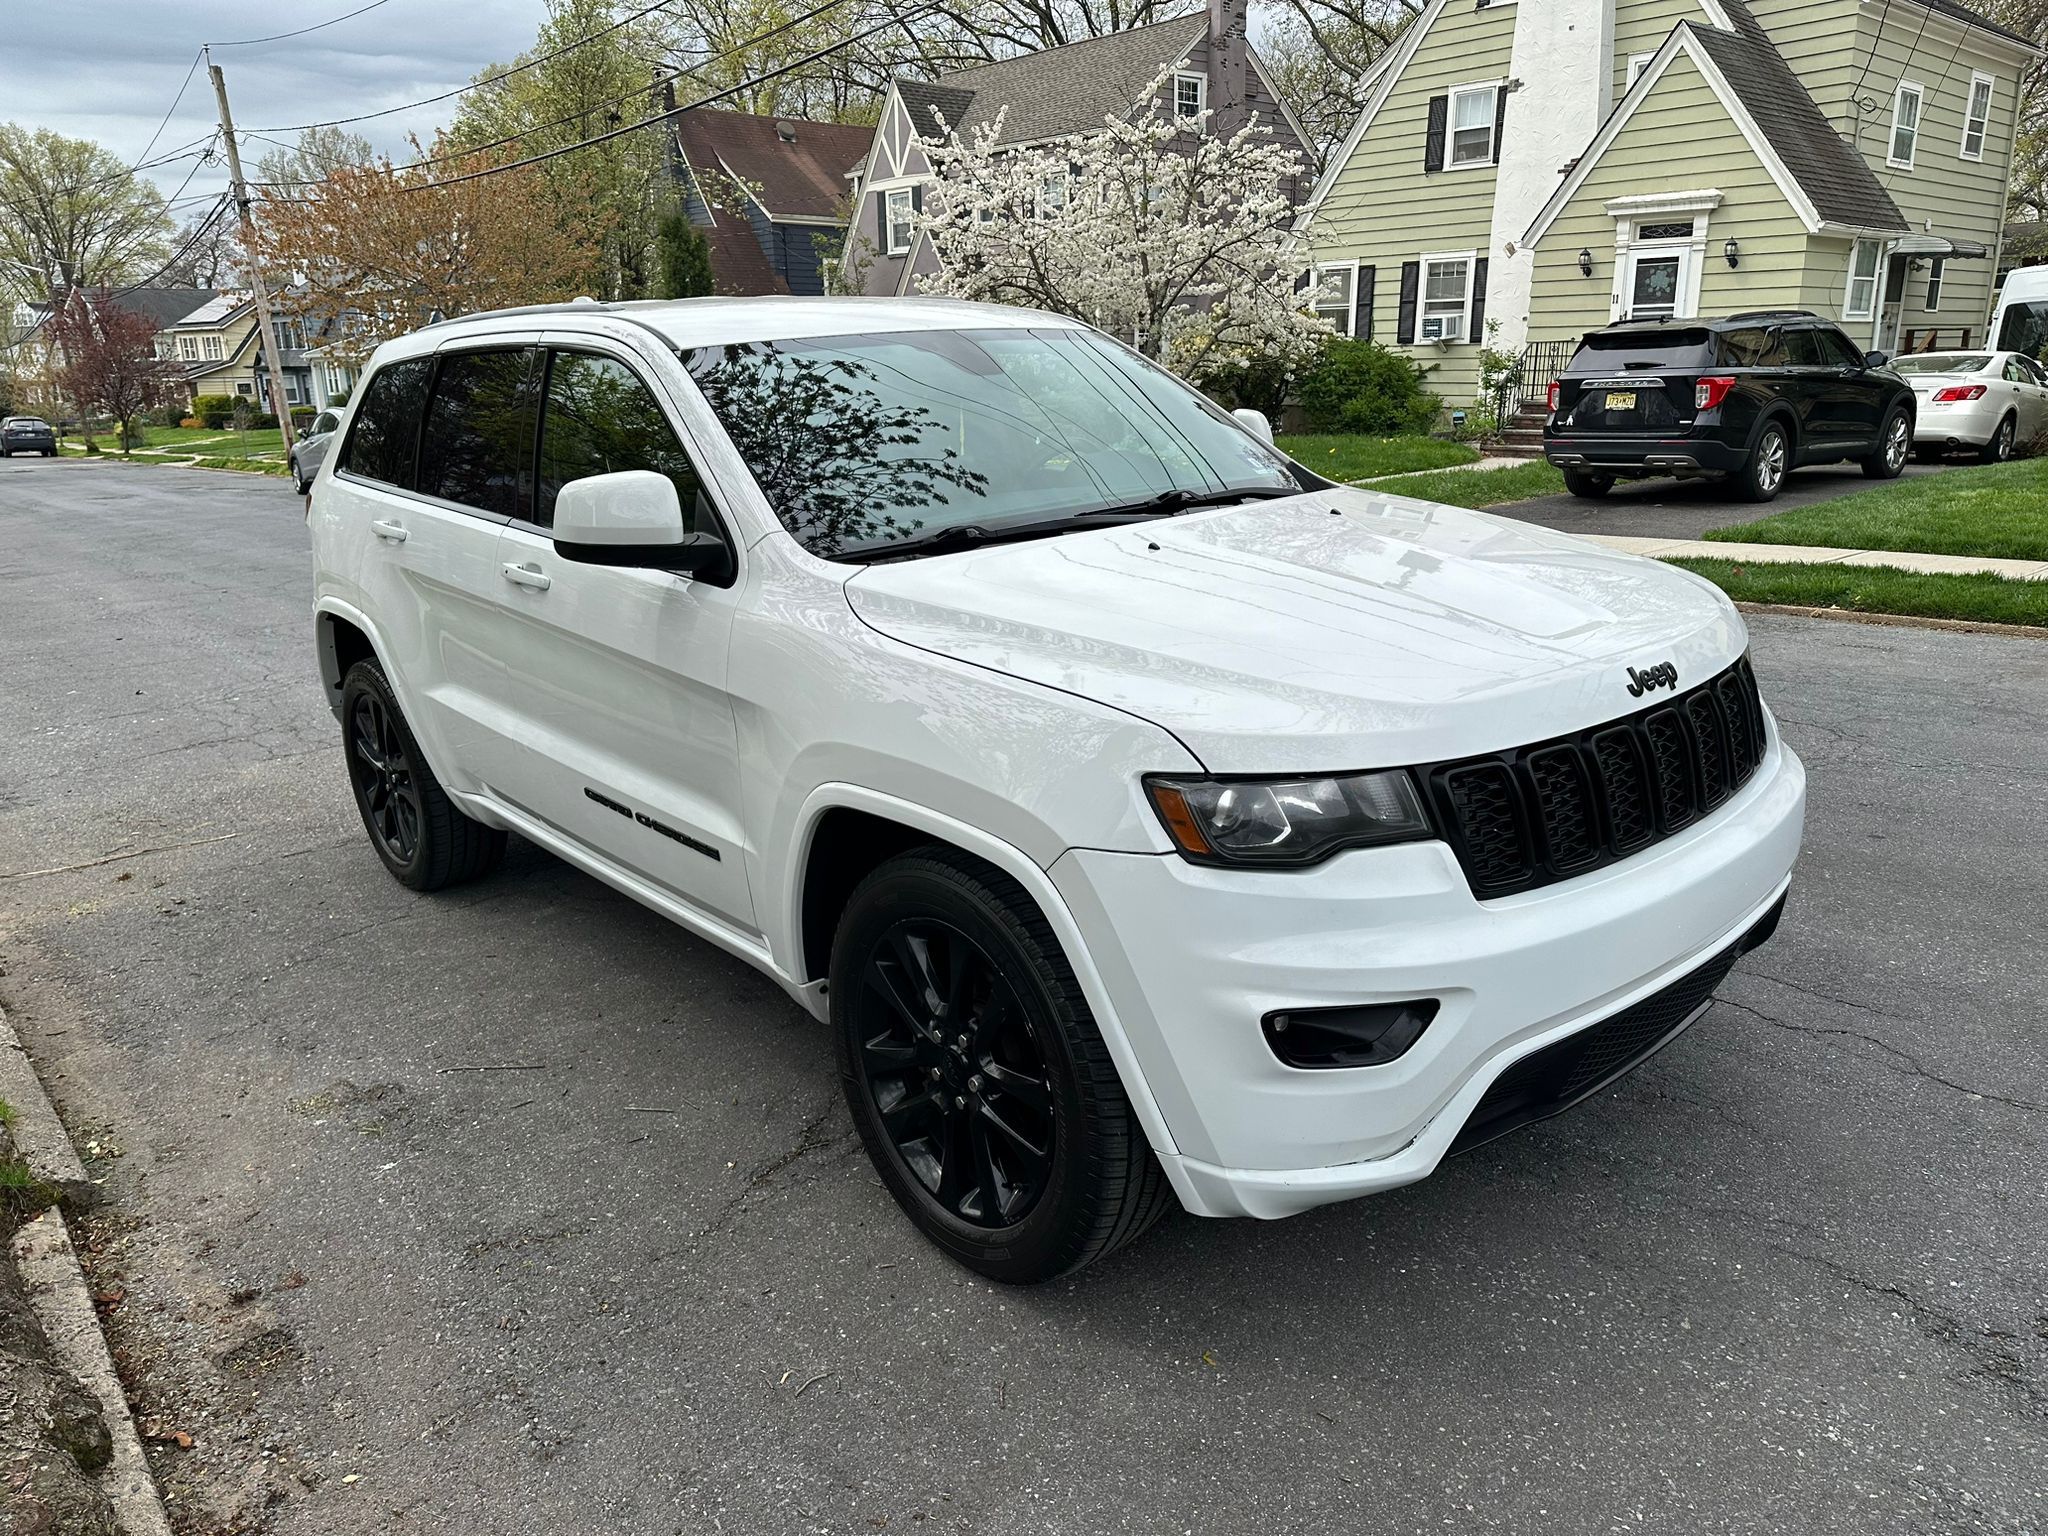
[781,784,1184,1167]
[314,599,385,718]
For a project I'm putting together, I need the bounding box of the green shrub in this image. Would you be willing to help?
[194,393,238,428]
[327,390,351,407]
[290,405,316,425]
[1296,339,1441,436]
[153,401,185,427]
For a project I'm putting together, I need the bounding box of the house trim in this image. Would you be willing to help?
[1609,197,1718,320]
[1294,0,1454,229]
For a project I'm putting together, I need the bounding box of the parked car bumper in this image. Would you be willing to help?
[1049,728,1806,1219]
[1544,433,1750,475]
[1911,399,2006,447]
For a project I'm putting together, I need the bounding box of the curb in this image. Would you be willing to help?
[1729,600,2048,641]
[0,1006,174,1536]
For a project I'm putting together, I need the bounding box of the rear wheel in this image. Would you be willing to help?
[1738,422,1790,502]
[1978,413,2016,465]
[290,455,309,494]
[1562,468,1613,499]
[1862,408,1911,479]
[339,660,505,891]
[831,849,1174,1283]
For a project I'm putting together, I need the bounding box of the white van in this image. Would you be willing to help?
[1990,263,2048,357]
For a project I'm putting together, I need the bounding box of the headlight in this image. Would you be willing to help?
[1144,771,1432,867]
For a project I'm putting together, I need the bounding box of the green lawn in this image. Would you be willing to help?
[1670,557,2048,627]
[61,425,287,458]
[1703,458,2048,561]
[1369,460,1566,508]
[1275,433,1479,481]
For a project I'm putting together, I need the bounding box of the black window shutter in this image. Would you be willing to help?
[1396,260,1420,344]
[1357,265,1376,340]
[1424,95,1448,174]
[1469,257,1489,343]
[911,182,924,212]
[1492,88,1507,165]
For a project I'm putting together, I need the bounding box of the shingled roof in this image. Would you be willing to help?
[1689,0,1906,231]
[891,15,1207,147]
[1912,0,2035,49]
[675,109,872,220]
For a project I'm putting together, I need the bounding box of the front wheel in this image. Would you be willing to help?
[1562,468,1613,499]
[339,660,505,891]
[831,850,1174,1283]
[290,456,309,494]
[1862,409,1911,479]
[1977,413,2016,465]
[1738,423,1790,502]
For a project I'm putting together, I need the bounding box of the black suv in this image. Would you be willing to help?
[1543,311,1915,502]
[1,417,58,457]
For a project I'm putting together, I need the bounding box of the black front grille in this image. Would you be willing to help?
[1447,892,1785,1156]
[1422,658,1769,899]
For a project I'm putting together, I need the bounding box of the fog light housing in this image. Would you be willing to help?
[1262,999,1440,1069]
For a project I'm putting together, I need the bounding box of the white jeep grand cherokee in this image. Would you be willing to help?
[309,297,1805,1282]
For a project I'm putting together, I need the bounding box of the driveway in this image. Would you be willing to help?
[2,459,2045,1535]
[1493,459,1949,541]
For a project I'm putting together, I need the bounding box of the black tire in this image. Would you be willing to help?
[290,455,309,494]
[1562,468,1613,499]
[1912,445,1941,464]
[1738,421,1790,502]
[339,659,505,891]
[1862,408,1912,479]
[831,849,1174,1283]
[1977,413,2016,465]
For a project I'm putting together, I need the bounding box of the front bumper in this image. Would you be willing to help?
[1546,433,1748,475]
[1049,728,1805,1219]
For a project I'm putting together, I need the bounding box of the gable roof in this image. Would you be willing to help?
[702,222,792,296]
[1293,0,1452,230]
[896,15,1208,147]
[107,286,218,331]
[166,293,254,330]
[1911,0,2035,49]
[674,109,871,222]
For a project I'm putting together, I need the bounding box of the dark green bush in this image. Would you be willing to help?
[1296,339,1441,436]
[193,393,238,428]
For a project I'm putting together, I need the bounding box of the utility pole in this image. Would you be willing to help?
[207,49,296,452]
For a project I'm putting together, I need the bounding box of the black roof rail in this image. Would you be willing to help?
[1726,309,1817,321]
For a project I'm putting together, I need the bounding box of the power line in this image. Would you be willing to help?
[244,0,688,135]
[129,49,206,172]
[109,194,234,294]
[210,0,397,47]
[251,0,860,189]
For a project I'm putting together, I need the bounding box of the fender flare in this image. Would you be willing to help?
[312,598,471,811]
[781,782,1182,1165]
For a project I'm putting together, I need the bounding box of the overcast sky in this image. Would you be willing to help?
[0,1,553,218]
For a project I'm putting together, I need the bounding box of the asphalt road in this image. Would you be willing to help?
[1495,458,1950,541]
[2,459,2044,1536]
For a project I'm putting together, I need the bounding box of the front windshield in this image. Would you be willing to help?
[683,326,1302,558]
[1891,354,1990,375]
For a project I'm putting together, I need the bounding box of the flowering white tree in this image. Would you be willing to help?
[911,81,1327,388]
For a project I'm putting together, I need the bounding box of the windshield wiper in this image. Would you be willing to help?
[834,487,1300,564]
[1073,485,1301,520]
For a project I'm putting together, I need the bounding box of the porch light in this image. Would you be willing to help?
[1723,237,1740,268]
[1577,248,1594,277]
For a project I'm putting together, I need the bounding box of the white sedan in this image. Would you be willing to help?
[1891,349,2048,463]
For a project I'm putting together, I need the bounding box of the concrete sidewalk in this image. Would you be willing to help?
[1588,534,2048,581]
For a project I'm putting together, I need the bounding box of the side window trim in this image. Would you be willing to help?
[334,354,431,495]
[410,342,541,525]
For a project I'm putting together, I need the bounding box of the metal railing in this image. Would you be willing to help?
[1491,339,1580,433]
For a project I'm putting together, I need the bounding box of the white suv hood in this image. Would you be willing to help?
[843,488,1747,772]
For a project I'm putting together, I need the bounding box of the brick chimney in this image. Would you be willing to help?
[1206,0,1249,135]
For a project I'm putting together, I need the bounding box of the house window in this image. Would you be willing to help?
[203,335,223,361]
[1627,53,1655,88]
[178,335,199,361]
[1924,257,1944,311]
[273,319,305,351]
[1420,254,1473,341]
[1174,72,1206,125]
[1889,81,1922,168]
[883,188,913,255]
[1961,72,1993,161]
[1845,238,1882,319]
[1040,171,1068,216]
[155,336,176,359]
[1449,84,1498,166]
[1312,263,1358,336]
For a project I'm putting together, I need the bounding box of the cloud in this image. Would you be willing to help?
[0,0,552,210]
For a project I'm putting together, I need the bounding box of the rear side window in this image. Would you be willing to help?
[417,349,537,519]
[1570,329,1714,372]
[1718,328,1787,368]
[536,351,708,532]
[1814,330,1862,368]
[337,359,430,488]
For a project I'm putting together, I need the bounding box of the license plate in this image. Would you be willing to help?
[1604,390,1638,411]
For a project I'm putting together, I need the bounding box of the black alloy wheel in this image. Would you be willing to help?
[852,917,1056,1228]
[348,689,423,867]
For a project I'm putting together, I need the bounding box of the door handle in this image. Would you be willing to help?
[370,519,409,543]
[502,561,552,591]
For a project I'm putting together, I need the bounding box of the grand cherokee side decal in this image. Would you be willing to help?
[583,787,721,861]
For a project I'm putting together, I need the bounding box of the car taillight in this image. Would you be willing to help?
[1695,375,1737,411]
[1932,384,1987,402]
[1546,380,1561,413]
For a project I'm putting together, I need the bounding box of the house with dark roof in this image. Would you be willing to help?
[845,0,1311,296]
[155,293,318,411]
[673,108,872,296]
[1297,0,2039,409]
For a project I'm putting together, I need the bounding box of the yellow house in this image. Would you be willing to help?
[156,294,318,411]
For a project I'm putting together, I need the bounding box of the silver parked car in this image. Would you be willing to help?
[1890,349,2048,463]
[289,408,344,493]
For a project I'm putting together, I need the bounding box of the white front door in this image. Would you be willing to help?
[1623,245,1690,321]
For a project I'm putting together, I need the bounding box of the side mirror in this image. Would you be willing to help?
[552,469,731,580]
[1862,349,1890,368]
[1232,407,1274,445]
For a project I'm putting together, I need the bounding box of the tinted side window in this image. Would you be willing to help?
[417,349,537,518]
[1719,328,1787,367]
[1782,329,1824,367]
[337,358,431,488]
[537,351,708,532]
[311,411,339,435]
[1814,330,1863,368]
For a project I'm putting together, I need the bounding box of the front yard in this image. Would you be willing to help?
[1275,433,1478,481]
[60,425,287,462]
[1700,459,2048,562]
